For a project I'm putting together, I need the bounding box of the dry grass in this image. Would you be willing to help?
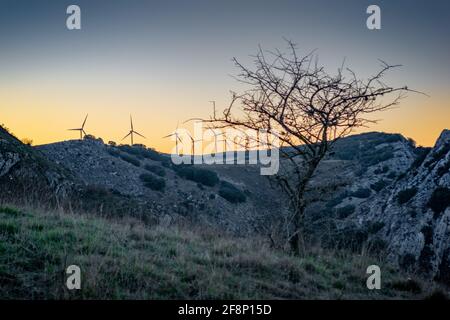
[0,204,446,300]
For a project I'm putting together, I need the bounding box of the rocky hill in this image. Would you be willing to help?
[345,130,450,284]
[2,125,449,285]
[0,126,76,205]
[37,138,283,235]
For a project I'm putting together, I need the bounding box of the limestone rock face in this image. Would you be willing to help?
[0,126,76,204]
[350,130,450,282]
[0,150,20,177]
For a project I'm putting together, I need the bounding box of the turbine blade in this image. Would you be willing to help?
[162,133,175,138]
[122,132,131,140]
[130,115,133,131]
[134,131,146,139]
[68,128,81,131]
[82,114,88,129]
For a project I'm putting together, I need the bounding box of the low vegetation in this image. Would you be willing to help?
[144,164,166,177]
[370,179,388,192]
[428,187,450,216]
[118,145,166,162]
[218,181,246,204]
[120,154,141,167]
[351,188,372,199]
[424,142,450,168]
[410,147,432,170]
[139,173,166,191]
[396,187,418,205]
[174,165,219,187]
[0,205,441,299]
[336,205,356,219]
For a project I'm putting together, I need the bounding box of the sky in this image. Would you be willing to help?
[0,0,449,152]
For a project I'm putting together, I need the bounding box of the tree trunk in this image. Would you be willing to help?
[289,202,306,255]
[289,158,321,255]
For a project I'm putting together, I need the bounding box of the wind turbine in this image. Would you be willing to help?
[163,122,182,155]
[122,115,145,145]
[186,131,202,156]
[209,100,216,118]
[208,128,223,154]
[68,114,88,139]
[218,132,232,154]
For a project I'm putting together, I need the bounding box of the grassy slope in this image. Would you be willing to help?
[0,205,442,300]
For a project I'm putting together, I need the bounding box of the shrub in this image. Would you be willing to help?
[144,164,166,177]
[120,154,141,167]
[140,148,166,162]
[0,206,21,215]
[370,179,388,192]
[397,187,418,205]
[336,205,355,219]
[139,173,165,191]
[367,222,385,234]
[396,172,408,182]
[374,166,389,175]
[425,142,450,168]
[367,237,388,255]
[325,227,369,252]
[407,210,417,218]
[174,165,219,187]
[389,279,422,294]
[411,147,431,170]
[351,188,371,199]
[78,185,142,217]
[387,171,397,179]
[218,181,246,203]
[325,192,349,208]
[424,290,448,300]
[361,146,395,166]
[119,145,165,162]
[437,160,450,177]
[161,158,173,168]
[107,148,121,157]
[427,187,450,216]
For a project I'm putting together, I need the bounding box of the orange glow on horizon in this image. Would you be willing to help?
[1,86,449,152]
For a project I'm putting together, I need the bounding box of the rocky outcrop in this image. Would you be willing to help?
[0,126,76,205]
[350,130,450,283]
[0,150,20,177]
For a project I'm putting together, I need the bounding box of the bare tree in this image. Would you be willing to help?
[202,41,420,254]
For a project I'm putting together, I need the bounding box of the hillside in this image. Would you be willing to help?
[0,126,76,205]
[2,126,450,290]
[0,204,443,299]
[346,130,450,284]
[37,138,282,235]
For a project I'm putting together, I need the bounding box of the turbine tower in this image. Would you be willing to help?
[218,132,232,154]
[68,114,88,139]
[186,132,202,156]
[163,122,182,155]
[209,100,216,118]
[122,115,145,145]
[210,129,222,154]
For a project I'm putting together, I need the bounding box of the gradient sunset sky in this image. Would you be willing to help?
[1,0,449,152]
